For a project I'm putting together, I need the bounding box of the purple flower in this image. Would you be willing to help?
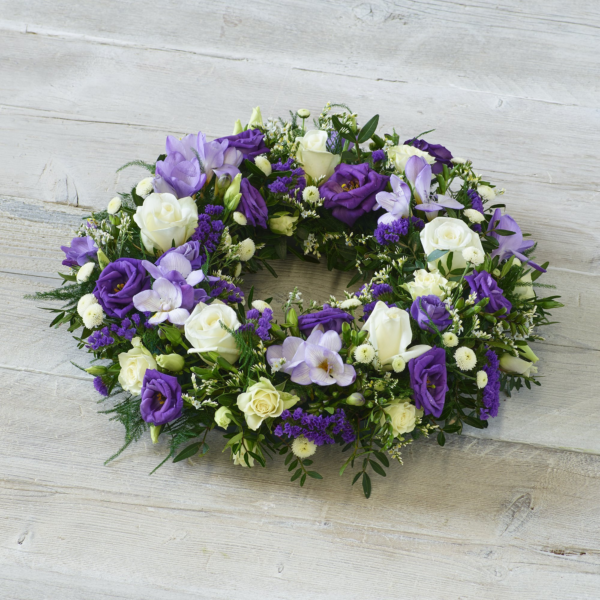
[140,369,183,426]
[321,163,389,226]
[297,304,354,335]
[190,213,225,262]
[87,326,114,351]
[409,346,448,418]
[375,174,411,224]
[467,189,484,213]
[274,407,355,445]
[374,218,409,246]
[94,258,150,318]
[480,349,501,420]
[465,270,512,317]
[372,149,386,163]
[93,376,109,397]
[133,278,192,325]
[157,240,204,270]
[214,129,269,161]
[404,138,453,175]
[61,236,98,267]
[410,295,452,333]
[239,179,268,228]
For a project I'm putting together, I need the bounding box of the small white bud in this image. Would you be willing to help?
[107,196,122,214]
[76,262,95,284]
[135,177,154,199]
[232,211,247,226]
[254,155,272,176]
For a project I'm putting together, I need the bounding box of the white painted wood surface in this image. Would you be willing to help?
[1,2,599,598]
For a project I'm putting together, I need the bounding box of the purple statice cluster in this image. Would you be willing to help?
[93,376,109,397]
[87,327,114,350]
[190,207,225,264]
[356,283,392,299]
[480,349,501,420]
[372,149,386,163]
[204,204,225,216]
[268,159,306,201]
[210,278,244,304]
[243,308,273,340]
[410,216,425,230]
[467,189,484,233]
[374,218,409,246]
[110,317,138,340]
[274,407,356,446]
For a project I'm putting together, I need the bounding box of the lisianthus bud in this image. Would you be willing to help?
[97,249,110,271]
[150,424,162,444]
[76,261,95,283]
[224,173,242,209]
[215,173,232,199]
[254,155,272,176]
[297,109,310,119]
[518,343,539,364]
[233,211,247,226]
[85,365,107,376]
[286,307,299,327]
[225,193,242,212]
[345,393,366,406]
[268,214,298,237]
[232,119,244,134]
[156,353,185,372]
[214,406,232,429]
[248,106,263,128]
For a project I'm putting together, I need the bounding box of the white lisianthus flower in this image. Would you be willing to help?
[442,332,459,347]
[185,299,242,364]
[421,217,485,271]
[269,215,299,237]
[76,261,95,283]
[214,406,232,429]
[361,301,431,367]
[477,185,496,201]
[251,300,271,313]
[254,155,272,176]
[391,356,406,373]
[340,297,361,310]
[455,347,477,371]
[238,238,256,262]
[117,338,157,395]
[237,377,298,430]
[292,436,317,458]
[295,130,341,184]
[354,344,375,364]
[500,354,538,377]
[82,303,104,329]
[512,258,535,300]
[463,208,484,224]
[133,193,198,253]
[136,177,154,199]
[232,211,247,226]
[387,144,435,172]
[381,399,423,437]
[405,269,453,300]
[77,293,98,317]
[476,370,488,389]
[232,439,254,468]
[107,196,122,214]
[302,186,320,204]
[462,247,485,266]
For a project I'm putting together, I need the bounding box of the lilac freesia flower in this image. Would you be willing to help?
[404,138,453,175]
[410,295,452,333]
[133,277,190,325]
[297,304,354,335]
[465,270,512,317]
[214,129,270,161]
[408,346,448,418]
[375,174,411,224]
[157,240,204,270]
[140,369,183,425]
[61,236,98,267]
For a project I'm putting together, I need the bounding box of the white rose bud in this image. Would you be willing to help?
[237,377,298,430]
[500,354,538,378]
[381,400,423,437]
[463,208,484,224]
[268,215,298,237]
[107,196,122,214]
[234,262,242,277]
[295,130,341,184]
[512,258,535,300]
[254,155,272,176]
[156,354,185,372]
[76,261,95,284]
[232,211,248,226]
[82,303,104,329]
[135,177,155,199]
[214,406,232,429]
[77,293,98,317]
[117,342,157,395]
[477,185,496,201]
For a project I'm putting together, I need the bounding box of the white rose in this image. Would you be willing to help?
[477,185,496,201]
[77,293,98,317]
[421,216,485,271]
[463,208,484,224]
[512,258,535,300]
[107,196,122,214]
[133,193,198,253]
[214,406,232,429]
[237,377,298,430]
[232,439,254,468]
[117,338,157,395]
[382,400,423,437]
[387,145,435,172]
[500,354,538,378]
[295,130,341,184]
[268,215,298,237]
[405,269,453,300]
[76,261,95,283]
[361,301,430,367]
[185,299,242,364]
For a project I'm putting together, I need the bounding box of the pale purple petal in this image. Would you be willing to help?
[375,191,398,213]
[414,163,432,203]
[303,343,329,368]
[305,328,324,345]
[153,278,182,307]
[159,253,192,278]
[309,366,336,386]
[141,260,163,280]
[148,311,169,324]
[167,308,190,325]
[436,194,464,210]
[266,345,284,365]
[133,289,161,312]
[334,363,357,387]
[405,155,427,185]
[320,330,342,353]
[414,203,444,212]
[290,362,312,385]
[186,270,206,286]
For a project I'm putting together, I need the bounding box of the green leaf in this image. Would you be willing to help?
[492,228,517,236]
[352,472,363,486]
[306,471,323,479]
[369,460,387,477]
[173,442,207,463]
[427,249,449,263]
[373,451,389,467]
[362,472,372,498]
[291,468,302,482]
[243,158,265,179]
[300,473,307,487]
[437,431,446,446]
[357,114,379,144]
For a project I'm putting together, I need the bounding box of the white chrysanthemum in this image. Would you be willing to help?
[463,208,484,224]
[254,155,272,176]
[82,303,104,329]
[476,370,488,389]
[340,297,361,309]
[76,262,95,284]
[354,344,375,364]
[252,300,271,313]
[391,356,406,373]
[107,196,122,214]
[477,185,496,201]
[297,109,311,119]
[77,293,98,317]
[232,211,247,226]
[451,157,467,164]
[442,332,459,347]
[135,177,154,199]
[462,247,485,265]
[455,347,477,371]
[239,238,256,262]
[234,262,242,277]
[302,185,320,204]
[292,436,317,459]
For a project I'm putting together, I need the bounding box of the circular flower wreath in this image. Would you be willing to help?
[38,103,563,498]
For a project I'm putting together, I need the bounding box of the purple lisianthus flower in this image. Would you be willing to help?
[239,179,268,228]
[140,369,183,426]
[404,138,453,175]
[410,295,452,333]
[214,129,269,161]
[409,346,449,418]
[61,236,98,267]
[320,163,389,227]
[298,304,354,335]
[465,270,512,317]
[94,258,150,318]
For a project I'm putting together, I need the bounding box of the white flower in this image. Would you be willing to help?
[269,215,298,237]
[76,262,95,284]
[254,155,272,176]
[462,247,485,266]
[463,208,484,224]
[292,436,317,458]
[297,109,311,119]
[302,186,320,204]
[477,185,496,201]
[223,233,232,247]
[214,406,232,429]
[476,370,488,389]
[136,177,154,199]
[156,354,185,371]
[442,332,459,347]
[387,144,435,172]
[421,216,485,271]
[133,193,198,253]
[185,299,242,364]
[232,211,247,226]
[82,303,104,329]
[238,238,255,261]
[232,439,254,468]
[512,258,535,300]
[361,301,431,367]
[391,356,406,373]
[455,347,477,371]
[233,262,242,277]
[237,377,298,430]
[340,297,361,309]
[451,157,467,165]
[295,130,341,183]
[500,354,538,377]
[107,196,122,214]
[117,338,157,395]
[354,344,375,364]
[251,300,271,313]
[382,400,423,437]
[405,269,452,300]
[77,293,98,317]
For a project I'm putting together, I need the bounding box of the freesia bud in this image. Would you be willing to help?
[97,249,110,271]
[345,393,366,406]
[224,173,242,209]
[500,354,538,377]
[518,344,539,364]
[156,353,185,372]
[286,308,298,327]
[150,424,162,444]
[248,106,263,128]
[215,173,232,199]
[85,365,107,376]
[232,119,244,134]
